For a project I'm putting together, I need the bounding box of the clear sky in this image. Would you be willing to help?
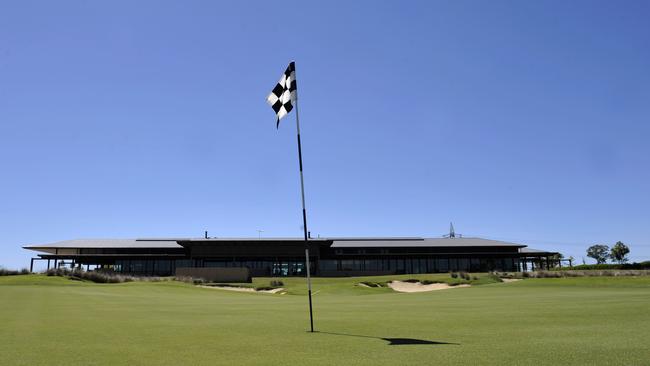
[1,0,649,269]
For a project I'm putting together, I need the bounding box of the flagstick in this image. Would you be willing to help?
[292,63,314,333]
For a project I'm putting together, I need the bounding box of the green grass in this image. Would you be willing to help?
[240,273,496,295]
[1,274,649,365]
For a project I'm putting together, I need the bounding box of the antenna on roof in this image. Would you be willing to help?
[204,231,208,239]
[443,222,462,238]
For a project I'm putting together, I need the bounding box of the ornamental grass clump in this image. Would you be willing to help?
[175,276,207,284]
[255,286,277,291]
[485,273,503,282]
[420,280,444,285]
[46,268,130,283]
[46,268,166,283]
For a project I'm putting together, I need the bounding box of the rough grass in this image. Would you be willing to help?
[1,274,648,365]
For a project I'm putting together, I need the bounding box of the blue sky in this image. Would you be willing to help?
[1,0,649,269]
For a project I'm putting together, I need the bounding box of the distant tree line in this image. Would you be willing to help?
[586,241,630,264]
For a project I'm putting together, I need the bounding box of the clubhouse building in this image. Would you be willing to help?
[24,235,558,276]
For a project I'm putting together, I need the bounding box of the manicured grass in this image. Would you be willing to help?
[1,275,649,365]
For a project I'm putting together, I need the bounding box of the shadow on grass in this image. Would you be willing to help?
[313,331,460,346]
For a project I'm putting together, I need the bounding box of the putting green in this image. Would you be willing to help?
[1,274,648,365]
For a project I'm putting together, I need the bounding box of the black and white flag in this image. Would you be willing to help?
[266,62,297,128]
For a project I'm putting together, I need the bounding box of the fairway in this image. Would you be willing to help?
[1,275,649,366]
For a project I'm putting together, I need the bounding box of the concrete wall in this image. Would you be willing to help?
[175,267,251,283]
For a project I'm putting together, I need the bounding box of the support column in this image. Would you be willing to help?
[30,258,34,273]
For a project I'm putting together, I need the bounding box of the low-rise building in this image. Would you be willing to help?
[24,236,558,276]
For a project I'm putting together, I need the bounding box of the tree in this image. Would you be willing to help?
[610,241,630,264]
[587,245,609,264]
[549,253,564,268]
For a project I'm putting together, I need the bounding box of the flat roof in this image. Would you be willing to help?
[24,236,527,251]
[24,239,183,250]
[519,247,557,255]
[331,237,525,248]
[174,237,331,242]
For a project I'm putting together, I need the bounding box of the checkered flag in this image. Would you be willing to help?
[266,62,297,128]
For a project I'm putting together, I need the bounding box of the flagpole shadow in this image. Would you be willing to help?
[312,331,460,346]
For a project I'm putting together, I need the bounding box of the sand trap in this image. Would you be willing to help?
[500,278,522,283]
[199,285,284,294]
[388,281,470,293]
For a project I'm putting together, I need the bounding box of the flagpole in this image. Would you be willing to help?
[292,62,314,333]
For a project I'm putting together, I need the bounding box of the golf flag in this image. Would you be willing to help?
[266,62,297,128]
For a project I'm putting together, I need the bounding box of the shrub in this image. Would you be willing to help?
[175,276,194,283]
[459,271,471,280]
[404,278,420,283]
[270,280,284,287]
[204,283,252,288]
[359,281,383,287]
[0,268,30,276]
[450,272,458,279]
[255,286,276,291]
[495,272,516,279]
[420,280,443,285]
[566,262,650,270]
[521,269,649,278]
[485,273,503,282]
[46,268,166,283]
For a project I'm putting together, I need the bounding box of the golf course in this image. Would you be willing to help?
[1,273,648,365]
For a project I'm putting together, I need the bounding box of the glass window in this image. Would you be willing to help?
[449,258,458,271]
[427,258,436,273]
[437,258,449,272]
[320,260,337,271]
[458,258,469,272]
[470,258,480,272]
[365,259,379,271]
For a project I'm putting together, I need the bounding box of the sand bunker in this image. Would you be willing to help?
[387,281,470,293]
[500,278,522,283]
[199,285,284,294]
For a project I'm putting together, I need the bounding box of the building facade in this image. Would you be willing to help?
[24,236,558,276]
